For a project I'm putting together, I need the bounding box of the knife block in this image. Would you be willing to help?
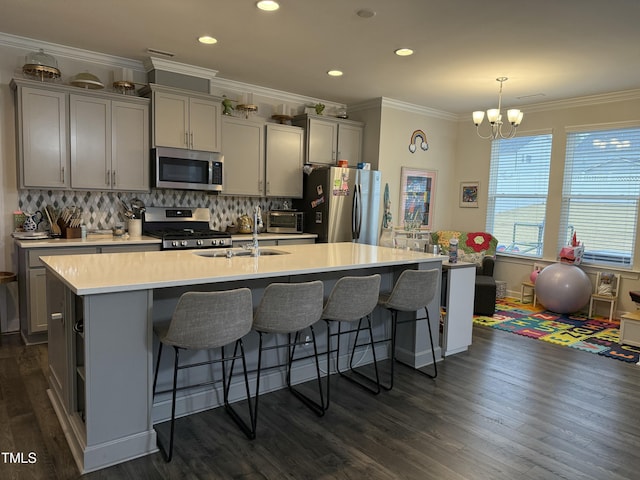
[63,227,82,238]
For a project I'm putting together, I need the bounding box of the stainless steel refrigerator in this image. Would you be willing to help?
[295,166,381,244]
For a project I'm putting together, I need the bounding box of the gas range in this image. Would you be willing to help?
[143,207,231,250]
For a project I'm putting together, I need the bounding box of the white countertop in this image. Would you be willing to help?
[40,242,444,296]
[14,232,316,249]
[230,233,317,242]
[13,235,161,248]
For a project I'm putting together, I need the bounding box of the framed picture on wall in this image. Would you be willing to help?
[399,168,436,230]
[460,181,479,208]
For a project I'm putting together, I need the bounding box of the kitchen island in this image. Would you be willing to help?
[41,243,446,473]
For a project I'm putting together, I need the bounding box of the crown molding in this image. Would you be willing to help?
[209,76,345,109]
[522,88,640,113]
[351,97,458,121]
[142,57,218,79]
[0,32,144,71]
[455,88,640,121]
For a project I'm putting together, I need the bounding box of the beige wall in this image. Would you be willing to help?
[457,95,640,314]
[377,102,458,231]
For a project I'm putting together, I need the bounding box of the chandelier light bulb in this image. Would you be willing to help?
[487,109,500,124]
[472,111,485,126]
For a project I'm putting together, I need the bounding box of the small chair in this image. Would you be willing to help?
[377,268,440,390]
[152,288,255,462]
[589,272,621,321]
[252,280,325,434]
[520,263,544,306]
[321,274,382,407]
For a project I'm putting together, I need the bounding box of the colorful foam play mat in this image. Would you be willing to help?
[474,297,640,364]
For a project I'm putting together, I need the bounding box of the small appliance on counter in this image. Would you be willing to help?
[266,210,304,234]
[143,206,231,250]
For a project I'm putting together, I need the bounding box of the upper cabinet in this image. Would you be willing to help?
[292,114,364,166]
[13,82,69,189]
[145,85,221,152]
[265,123,304,198]
[70,95,149,191]
[221,116,265,196]
[11,78,150,192]
[221,117,304,198]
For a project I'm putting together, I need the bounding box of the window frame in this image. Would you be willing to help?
[485,129,553,259]
[559,121,640,269]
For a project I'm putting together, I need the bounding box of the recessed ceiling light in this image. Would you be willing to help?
[198,36,218,45]
[327,70,343,77]
[357,9,376,18]
[394,48,414,57]
[256,1,280,11]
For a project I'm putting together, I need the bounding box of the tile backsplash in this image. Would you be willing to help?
[18,189,290,231]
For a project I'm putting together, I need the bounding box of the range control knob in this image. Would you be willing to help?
[211,239,218,246]
[219,239,226,246]
[196,239,203,246]
[180,240,188,247]
[171,241,179,248]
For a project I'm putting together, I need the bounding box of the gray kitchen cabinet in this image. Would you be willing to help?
[293,114,364,166]
[221,116,265,196]
[12,80,69,189]
[47,273,72,412]
[112,100,150,191]
[17,243,160,344]
[265,123,304,198]
[11,78,150,192]
[70,94,149,191]
[147,85,221,152]
[221,118,304,197]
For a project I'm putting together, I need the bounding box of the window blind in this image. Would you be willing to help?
[560,126,640,267]
[486,133,552,257]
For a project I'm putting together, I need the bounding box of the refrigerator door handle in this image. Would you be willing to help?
[352,183,362,240]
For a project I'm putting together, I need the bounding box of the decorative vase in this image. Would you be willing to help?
[23,211,43,232]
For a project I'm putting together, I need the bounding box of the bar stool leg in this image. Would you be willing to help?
[286,326,326,417]
[156,346,180,462]
[223,340,256,439]
[381,306,438,391]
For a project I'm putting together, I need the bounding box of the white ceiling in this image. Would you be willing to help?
[2,0,640,114]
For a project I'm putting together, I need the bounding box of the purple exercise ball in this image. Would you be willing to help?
[535,263,592,314]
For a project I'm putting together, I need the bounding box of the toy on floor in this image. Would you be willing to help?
[535,263,592,314]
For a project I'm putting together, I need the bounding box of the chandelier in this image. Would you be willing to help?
[472,77,524,140]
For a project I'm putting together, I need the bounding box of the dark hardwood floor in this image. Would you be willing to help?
[2,325,640,479]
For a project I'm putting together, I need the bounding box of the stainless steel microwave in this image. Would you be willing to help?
[152,147,223,193]
[266,211,304,233]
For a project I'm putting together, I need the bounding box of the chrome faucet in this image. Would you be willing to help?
[250,206,262,256]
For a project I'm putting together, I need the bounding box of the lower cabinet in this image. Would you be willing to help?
[18,243,160,344]
[46,276,155,473]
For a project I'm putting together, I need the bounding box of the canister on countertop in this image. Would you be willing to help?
[448,238,458,263]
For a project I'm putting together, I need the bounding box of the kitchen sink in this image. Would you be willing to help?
[194,248,289,258]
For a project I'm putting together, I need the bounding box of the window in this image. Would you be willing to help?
[560,125,640,267]
[486,133,553,257]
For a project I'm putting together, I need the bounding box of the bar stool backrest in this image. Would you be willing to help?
[322,274,381,322]
[254,281,324,334]
[383,269,439,312]
[163,289,253,349]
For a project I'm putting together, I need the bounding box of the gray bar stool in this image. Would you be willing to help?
[152,288,255,462]
[252,280,324,434]
[321,274,382,407]
[377,268,440,390]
